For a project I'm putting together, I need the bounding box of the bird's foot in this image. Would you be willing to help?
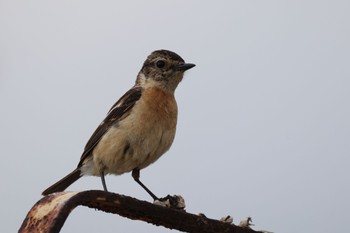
[153,194,186,210]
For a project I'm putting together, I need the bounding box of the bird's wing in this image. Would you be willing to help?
[77,86,143,167]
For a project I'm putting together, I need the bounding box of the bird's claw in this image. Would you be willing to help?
[154,194,186,210]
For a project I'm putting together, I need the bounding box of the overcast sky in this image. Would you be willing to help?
[1,1,349,232]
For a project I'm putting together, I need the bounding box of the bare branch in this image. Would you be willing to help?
[19,191,262,233]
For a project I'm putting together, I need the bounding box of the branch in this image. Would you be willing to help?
[19,191,262,233]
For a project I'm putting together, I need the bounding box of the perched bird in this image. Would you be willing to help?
[42,50,195,200]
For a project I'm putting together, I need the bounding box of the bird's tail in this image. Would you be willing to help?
[42,168,82,195]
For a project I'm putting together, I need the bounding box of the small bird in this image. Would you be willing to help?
[42,50,195,200]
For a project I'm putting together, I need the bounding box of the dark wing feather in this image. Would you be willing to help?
[77,86,142,167]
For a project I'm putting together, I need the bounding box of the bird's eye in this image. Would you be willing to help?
[156,60,166,69]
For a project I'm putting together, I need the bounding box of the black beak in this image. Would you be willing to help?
[175,63,196,71]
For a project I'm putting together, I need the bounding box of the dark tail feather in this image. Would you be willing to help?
[42,168,82,195]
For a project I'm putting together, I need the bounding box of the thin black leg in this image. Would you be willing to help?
[100,170,108,192]
[132,168,158,200]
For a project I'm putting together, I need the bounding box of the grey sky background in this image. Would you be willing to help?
[1,1,349,232]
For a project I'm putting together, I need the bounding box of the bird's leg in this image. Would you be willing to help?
[100,170,108,192]
[132,168,159,200]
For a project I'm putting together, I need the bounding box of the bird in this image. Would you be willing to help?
[42,50,195,200]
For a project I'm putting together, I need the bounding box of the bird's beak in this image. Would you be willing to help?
[175,63,196,71]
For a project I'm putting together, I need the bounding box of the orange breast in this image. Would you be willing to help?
[141,87,178,127]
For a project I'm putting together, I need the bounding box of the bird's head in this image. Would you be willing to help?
[136,50,195,92]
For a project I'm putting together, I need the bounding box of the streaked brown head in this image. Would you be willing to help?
[137,50,195,92]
